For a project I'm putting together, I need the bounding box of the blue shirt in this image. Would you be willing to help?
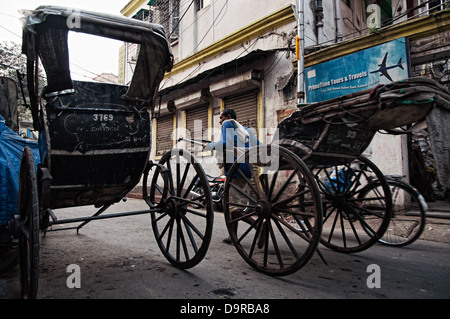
[205,120,260,177]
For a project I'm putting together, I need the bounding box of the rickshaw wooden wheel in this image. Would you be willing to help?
[146,149,214,269]
[18,147,39,299]
[223,145,322,276]
[312,155,392,253]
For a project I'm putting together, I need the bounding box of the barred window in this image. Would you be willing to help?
[196,0,211,11]
[148,0,180,42]
[428,0,447,13]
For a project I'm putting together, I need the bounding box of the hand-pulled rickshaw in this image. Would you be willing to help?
[14,6,215,298]
[220,77,450,276]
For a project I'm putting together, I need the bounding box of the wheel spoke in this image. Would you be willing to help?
[180,213,205,241]
[272,169,298,203]
[154,211,169,223]
[148,149,213,269]
[153,183,164,196]
[181,217,199,254]
[175,155,182,197]
[272,217,300,262]
[316,156,392,253]
[342,207,363,246]
[273,188,311,208]
[223,145,322,276]
[228,178,259,203]
[165,160,175,196]
[272,212,312,242]
[325,206,340,244]
[246,217,264,258]
[267,170,279,200]
[181,172,196,199]
[182,207,208,218]
[266,221,284,268]
[176,217,190,262]
[159,216,174,248]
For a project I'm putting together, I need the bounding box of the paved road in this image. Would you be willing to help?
[1,198,450,300]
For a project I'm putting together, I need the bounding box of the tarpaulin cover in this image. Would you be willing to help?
[0,115,39,225]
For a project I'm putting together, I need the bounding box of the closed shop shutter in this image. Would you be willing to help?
[185,104,209,154]
[186,104,209,140]
[223,90,259,182]
[156,114,174,156]
[223,90,258,130]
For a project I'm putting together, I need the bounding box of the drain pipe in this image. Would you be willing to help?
[334,0,343,42]
[315,0,324,45]
[295,0,305,104]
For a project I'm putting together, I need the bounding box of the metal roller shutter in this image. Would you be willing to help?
[223,90,259,182]
[156,114,174,156]
[223,90,258,130]
[186,104,209,140]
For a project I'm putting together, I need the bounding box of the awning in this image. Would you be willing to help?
[159,49,275,98]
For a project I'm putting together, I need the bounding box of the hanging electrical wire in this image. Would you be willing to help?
[170,0,195,37]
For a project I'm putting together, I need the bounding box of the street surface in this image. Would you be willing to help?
[1,198,449,300]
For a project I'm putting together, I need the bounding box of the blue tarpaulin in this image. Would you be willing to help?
[0,114,40,226]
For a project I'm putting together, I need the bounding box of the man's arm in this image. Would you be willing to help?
[204,121,234,151]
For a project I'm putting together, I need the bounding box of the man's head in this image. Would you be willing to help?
[219,108,236,125]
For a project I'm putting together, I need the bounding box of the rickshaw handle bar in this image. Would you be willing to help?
[177,137,211,146]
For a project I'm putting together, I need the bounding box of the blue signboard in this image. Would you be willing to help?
[305,37,410,102]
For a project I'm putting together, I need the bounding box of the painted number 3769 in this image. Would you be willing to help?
[93,114,114,121]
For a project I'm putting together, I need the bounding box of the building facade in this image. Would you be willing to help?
[119,0,450,192]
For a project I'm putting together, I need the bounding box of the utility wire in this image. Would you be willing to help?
[0,24,21,39]
[190,0,228,53]
[170,0,195,37]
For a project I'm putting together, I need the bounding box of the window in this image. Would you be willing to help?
[282,72,297,101]
[364,0,393,27]
[132,8,150,21]
[148,0,180,42]
[170,0,180,39]
[196,0,211,11]
[428,0,447,13]
[405,0,415,18]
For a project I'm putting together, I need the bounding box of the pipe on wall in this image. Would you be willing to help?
[333,0,343,42]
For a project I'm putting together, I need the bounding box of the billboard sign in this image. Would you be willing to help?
[305,37,410,103]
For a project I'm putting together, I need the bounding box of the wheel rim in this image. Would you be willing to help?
[313,155,392,253]
[224,145,322,276]
[18,147,39,299]
[378,181,426,246]
[146,149,214,269]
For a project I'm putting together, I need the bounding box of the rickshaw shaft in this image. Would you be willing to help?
[47,208,160,233]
